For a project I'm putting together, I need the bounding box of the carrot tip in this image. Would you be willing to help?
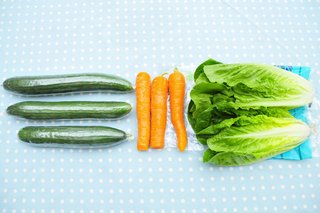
[150,144,165,149]
[137,146,149,151]
[178,139,187,152]
[178,146,186,152]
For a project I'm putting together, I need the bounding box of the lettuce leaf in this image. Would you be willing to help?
[203,149,258,166]
[195,110,293,145]
[204,63,314,108]
[203,115,310,166]
[194,58,222,81]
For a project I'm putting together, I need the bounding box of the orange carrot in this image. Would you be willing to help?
[169,68,188,152]
[136,72,151,151]
[150,75,168,149]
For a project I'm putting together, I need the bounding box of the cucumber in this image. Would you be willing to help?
[7,101,132,119]
[18,126,128,148]
[3,73,133,95]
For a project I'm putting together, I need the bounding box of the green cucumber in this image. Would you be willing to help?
[3,73,133,95]
[7,101,132,119]
[18,126,128,148]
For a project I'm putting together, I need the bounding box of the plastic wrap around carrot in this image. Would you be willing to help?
[136,72,151,151]
[169,68,188,151]
[150,75,168,149]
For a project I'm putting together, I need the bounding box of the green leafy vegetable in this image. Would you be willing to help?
[203,63,314,109]
[188,58,314,166]
[200,115,310,166]
[207,116,309,152]
[194,58,222,81]
[203,116,310,166]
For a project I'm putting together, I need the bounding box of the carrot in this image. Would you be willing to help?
[150,75,168,149]
[136,72,151,151]
[169,68,188,152]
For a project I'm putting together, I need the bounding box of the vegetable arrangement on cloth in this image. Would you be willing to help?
[188,59,314,166]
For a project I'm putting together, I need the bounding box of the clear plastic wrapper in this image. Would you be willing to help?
[165,74,204,151]
[18,126,134,149]
[164,65,202,151]
[2,73,134,96]
[6,101,133,120]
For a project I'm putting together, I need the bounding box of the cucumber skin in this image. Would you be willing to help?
[7,101,132,119]
[18,126,127,146]
[3,73,133,94]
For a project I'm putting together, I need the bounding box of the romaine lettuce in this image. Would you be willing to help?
[203,116,310,166]
[188,58,313,166]
[207,116,309,152]
[203,63,314,108]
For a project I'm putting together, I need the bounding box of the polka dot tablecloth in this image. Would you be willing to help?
[1,0,320,212]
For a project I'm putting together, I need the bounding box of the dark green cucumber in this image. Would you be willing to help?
[7,101,132,119]
[18,126,128,148]
[3,73,133,95]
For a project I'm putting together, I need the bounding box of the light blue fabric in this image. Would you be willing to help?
[273,66,312,160]
[1,1,319,212]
